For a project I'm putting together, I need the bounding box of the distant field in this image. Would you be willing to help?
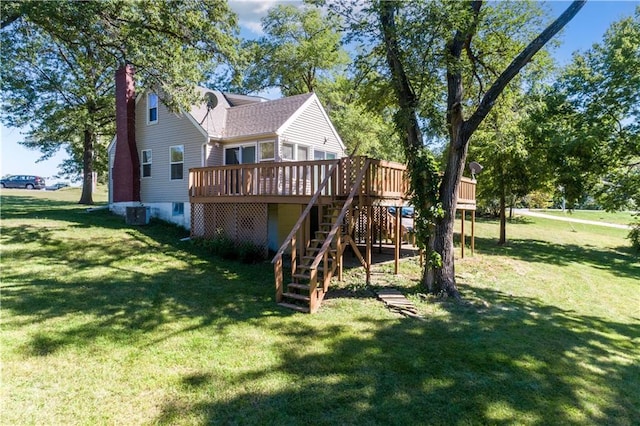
[534,209,636,225]
[2,191,638,425]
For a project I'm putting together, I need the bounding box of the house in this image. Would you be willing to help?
[109,65,476,313]
[108,64,346,232]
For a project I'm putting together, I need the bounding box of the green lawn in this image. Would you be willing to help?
[2,190,639,425]
[534,209,637,226]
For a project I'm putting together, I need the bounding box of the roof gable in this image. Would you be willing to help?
[223,93,313,139]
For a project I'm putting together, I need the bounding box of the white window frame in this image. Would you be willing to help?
[170,145,184,180]
[258,140,275,162]
[223,143,257,165]
[282,142,310,161]
[313,149,337,160]
[148,93,158,124]
[172,202,184,216]
[141,149,152,178]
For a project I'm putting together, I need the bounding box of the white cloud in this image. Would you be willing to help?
[228,0,303,36]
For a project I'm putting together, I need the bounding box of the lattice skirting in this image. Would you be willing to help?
[191,203,268,253]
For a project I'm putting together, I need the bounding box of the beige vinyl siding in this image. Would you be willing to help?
[137,98,206,203]
[206,141,223,166]
[279,98,345,160]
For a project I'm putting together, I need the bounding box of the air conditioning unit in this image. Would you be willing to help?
[126,206,150,225]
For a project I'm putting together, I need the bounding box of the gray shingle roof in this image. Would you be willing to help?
[223,92,313,138]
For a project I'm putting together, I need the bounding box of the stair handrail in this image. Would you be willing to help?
[271,159,340,264]
[309,158,371,272]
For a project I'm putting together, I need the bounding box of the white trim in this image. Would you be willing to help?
[275,93,346,152]
[141,149,152,178]
[147,93,159,125]
[169,145,184,180]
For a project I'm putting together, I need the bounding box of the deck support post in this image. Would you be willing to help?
[366,203,372,284]
[394,205,401,275]
[461,209,465,259]
[471,210,475,255]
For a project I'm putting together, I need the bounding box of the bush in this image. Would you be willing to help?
[237,242,266,264]
[191,236,265,263]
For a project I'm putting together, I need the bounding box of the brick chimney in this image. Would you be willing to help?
[112,64,140,202]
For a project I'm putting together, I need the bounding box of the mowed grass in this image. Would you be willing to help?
[535,209,636,226]
[1,190,639,425]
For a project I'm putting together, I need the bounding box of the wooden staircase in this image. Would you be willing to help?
[272,157,371,313]
[278,201,344,313]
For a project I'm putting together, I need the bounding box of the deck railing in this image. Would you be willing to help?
[189,156,475,207]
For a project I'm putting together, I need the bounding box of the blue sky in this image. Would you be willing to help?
[1,1,638,181]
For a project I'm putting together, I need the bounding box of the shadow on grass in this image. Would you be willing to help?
[471,236,640,281]
[1,194,293,357]
[155,286,639,425]
[3,194,639,424]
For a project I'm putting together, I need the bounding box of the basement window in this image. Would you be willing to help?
[148,93,158,124]
[170,145,184,180]
[141,149,152,178]
[172,202,184,216]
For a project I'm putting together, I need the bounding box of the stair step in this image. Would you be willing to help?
[287,283,310,291]
[302,256,334,262]
[278,302,310,313]
[282,292,310,302]
[292,273,310,280]
[297,264,330,272]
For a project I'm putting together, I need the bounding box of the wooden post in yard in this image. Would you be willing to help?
[394,205,401,274]
[461,209,465,259]
[366,203,372,284]
[471,210,475,255]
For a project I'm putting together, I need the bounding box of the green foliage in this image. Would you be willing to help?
[629,215,640,253]
[407,148,443,266]
[192,232,266,264]
[235,4,348,96]
[1,0,239,199]
[526,8,640,211]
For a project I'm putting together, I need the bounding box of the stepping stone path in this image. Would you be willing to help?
[375,288,423,319]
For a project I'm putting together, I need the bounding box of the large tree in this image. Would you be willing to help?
[326,0,585,298]
[1,0,238,204]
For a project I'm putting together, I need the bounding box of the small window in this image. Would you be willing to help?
[297,146,308,161]
[141,149,152,178]
[170,145,184,180]
[148,93,158,124]
[282,143,294,160]
[172,202,184,216]
[259,141,275,162]
[314,150,337,160]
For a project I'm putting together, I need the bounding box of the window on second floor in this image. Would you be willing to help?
[148,93,158,124]
[141,149,152,178]
[170,145,184,180]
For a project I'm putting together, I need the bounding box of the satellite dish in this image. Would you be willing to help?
[204,92,218,110]
[468,161,483,180]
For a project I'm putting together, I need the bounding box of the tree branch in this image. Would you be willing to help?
[463,0,587,139]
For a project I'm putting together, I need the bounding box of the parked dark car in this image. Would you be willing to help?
[45,182,70,191]
[0,175,46,189]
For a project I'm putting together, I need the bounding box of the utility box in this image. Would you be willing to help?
[126,206,150,225]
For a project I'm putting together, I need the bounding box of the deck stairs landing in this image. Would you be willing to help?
[278,201,344,313]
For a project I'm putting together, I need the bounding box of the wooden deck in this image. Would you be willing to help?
[189,156,475,208]
[188,156,477,314]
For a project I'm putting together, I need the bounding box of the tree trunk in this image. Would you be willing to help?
[78,128,94,205]
[378,0,585,298]
[499,180,507,245]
